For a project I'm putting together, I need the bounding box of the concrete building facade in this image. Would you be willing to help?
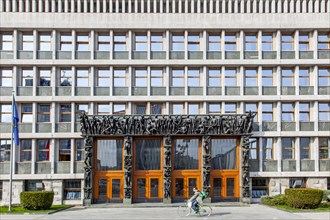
[0,0,329,205]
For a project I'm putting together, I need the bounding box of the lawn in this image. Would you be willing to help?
[271,203,330,212]
[0,205,72,214]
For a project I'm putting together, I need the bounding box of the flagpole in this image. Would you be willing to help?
[9,91,14,211]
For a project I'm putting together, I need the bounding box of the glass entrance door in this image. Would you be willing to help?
[173,176,200,199]
[133,138,163,202]
[95,177,123,203]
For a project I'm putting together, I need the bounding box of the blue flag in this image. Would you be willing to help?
[13,97,19,146]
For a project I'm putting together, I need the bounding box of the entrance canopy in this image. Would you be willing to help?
[80,113,256,205]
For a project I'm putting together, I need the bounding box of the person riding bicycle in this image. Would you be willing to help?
[188,187,203,213]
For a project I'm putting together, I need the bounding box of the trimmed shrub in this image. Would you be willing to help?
[285,188,323,209]
[20,191,54,210]
[261,194,287,206]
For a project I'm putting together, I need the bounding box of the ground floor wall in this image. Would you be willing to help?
[0,177,328,206]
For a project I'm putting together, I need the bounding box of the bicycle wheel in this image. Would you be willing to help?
[178,205,191,217]
[198,205,212,217]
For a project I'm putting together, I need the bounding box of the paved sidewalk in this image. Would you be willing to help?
[0,204,329,220]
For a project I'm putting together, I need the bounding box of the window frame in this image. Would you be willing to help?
[38,32,52,51]
[64,180,81,200]
[187,68,200,87]
[21,104,33,123]
[76,68,89,87]
[319,103,330,121]
[60,104,72,122]
[21,68,34,87]
[150,103,163,115]
[37,104,51,123]
[300,137,310,159]
[171,33,184,51]
[75,139,85,161]
[262,103,273,121]
[318,68,330,87]
[76,33,89,51]
[282,137,295,160]
[0,68,13,87]
[299,33,310,51]
[0,139,11,162]
[281,34,294,51]
[151,33,164,51]
[113,103,126,115]
[0,104,11,123]
[249,138,258,160]
[134,68,148,87]
[208,103,221,114]
[22,32,33,51]
[281,68,294,86]
[208,33,221,51]
[262,33,273,51]
[244,34,258,51]
[244,69,258,87]
[38,68,51,86]
[37,139,50,161]
[319,138,330,159]
[299,68,310,86]
[171,69,185,87]
[97,103,110,115]
[60,33,73,51]
[96,68,110,87]
[262,138,273,160]
[150,68,164,87]
[1,32,13,50]
[134,33,148,51]
[20,139,32,162]
[172,103,185,114]
[224,34,237,51]
[282,103,295,122]
[59,139,71,161]
[187,33,200,51]
[97,32,110,51]
[113,33,127,51]
[224,68,237,86]
[60,68,73,86]
[317,33,330,50]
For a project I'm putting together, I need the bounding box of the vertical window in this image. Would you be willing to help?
[134,69,147,87]
[300,138,310,159]
[76,33,89,51]
[1,32,13,50]
[39,33,51,51]
[225,34,237,51]
[249,138,258,159]
[244,69,257,86]
[134,103,147,114]
[318,68,330,86]
[59,139,71,161]
[134,34,147,51]
[21,104,33,123]
[60,33,72,51]
[282,138,295,159]
[281,68,294,86]
[299,69,309,86]
[262,34,273,51]
[75,139,84,161]
[60,104,71,122]
[64,180,81,200]
[97,104,110,115]
[282,103,294,121]
[299,34,310,51]
[171,34,184,51]
[151,69,163,87]
[171,69,184,86]
[319,103,330,121]
[97,139,123,171]
[318,33,330,50]
[224,103,236,114]
[281,34,294,51]
[75,104,88,122]
[96,68,110,87]
[187,69,200,87]
[60,68,72,86]
[113,69,126,87]
[0,140,11,162]
[97,33,110,51]
[225,69,237,86]
[262,138,273,159]
[0,69,13,87]
[114,33,126,51]
[188,103,199,114]
[208,103,221,114]
[37,104,50,122]
[245,34,257,51]
[150,103,163,115]
[208,68,221,87]
[211,139,237,170]
[22,32,33,51]
[261,69,273,86]
[113,104,126,114]
[22,68,33,86]
[245,103,257,120]
[39,69,51,86]
[21,140,32,162]
[188,34,200,51]
[0,104,11,123]
[172,103,185,114]
[262,103,273,121]
[299,103,310,121]
[319,138,330,159]
[37,139,50,161]
[208,34,221,51]
[151,34,163,51]
[174,139,199,170]
[76,69,89,87]
[0,180,2,200]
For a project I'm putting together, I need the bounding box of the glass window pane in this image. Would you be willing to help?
[97,140,123,170]
[135,139,160,170]
[211,139,237,170]
[174,139,199,170]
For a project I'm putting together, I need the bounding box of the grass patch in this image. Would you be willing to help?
[0,205,72,214]
[267,203,330,212]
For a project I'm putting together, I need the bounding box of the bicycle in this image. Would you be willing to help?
[177,200,212,217]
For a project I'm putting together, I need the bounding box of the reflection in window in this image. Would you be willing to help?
[299,34,309,51]
[1,104,12,123]
[209,103,221,114]
[39,33,51,51]
[37,104,50,122]
[97,104,110,115]
[21,140,32,161]
[208,69,221,87]
[224,103,236,114]
[134,69,147,87]
[244,69,257,86]
[262,34,273,51]
[37,139,50,161]
[22,33,33,51]
[319,138,330,159]
[188,34,200,51]
[151,69,163,87]
[150,103,162,114]
[60,104,71,122]
[135,34,147,51]
[299,69,309,86]
[299,103,310,121]
[281,69,294,86]
[225,69,237,86]
[282,138,294,159]
[59,139,71,161]
[319,103,330,121]
[300,138,310,159]
[225,34,236,51]
[174,139,199,170]
[39,69,51,86]
[262,103,273,121]
[318,34,330,50]
[226,178,235,197]
[262,69,273,86]
[21,104,33,123]
[97,140,123,170]
[282,34,294,51]
[171,69,184,87]
[1,33,13,50]
[114,34,126,51]
[76,34,89,51]
[282,103,294,121]
[208,34,221,51]
[97,69,110,87]
[113,104,126,114]
[60,69,72,86]
[135,103,147,115]
[172,103,184,114]
[97,33,110,51]
[172,34,184,51]
[75,104,88,122]
[187,69,200,87]
[0,140,11,162]
[0,69,13,87]
[245,35,257,51]
[64,180,81,200]
[263,138,273,159]
[151,34,163,51]
[22,69,33,86]
[75,139,85,161]
[211,139,237,170]
[175,178,184,197]
[318,69,330,86]
[76,69,89,87]
[135,139,161,170]
[188,103,199,114]
[113,69,126,87]
[60,33,72,51]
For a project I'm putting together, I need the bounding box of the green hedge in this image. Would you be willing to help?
[20,191,54,210]
[261,194,287,206]
[285,188,323,209]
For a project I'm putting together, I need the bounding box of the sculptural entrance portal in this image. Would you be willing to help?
[80,113,256,204]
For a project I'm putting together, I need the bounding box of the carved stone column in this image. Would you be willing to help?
[241,135,251,203]
[83,136,93,206]
[123,136,133,204]
[202,135,211,203]
[163,135,172,203]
